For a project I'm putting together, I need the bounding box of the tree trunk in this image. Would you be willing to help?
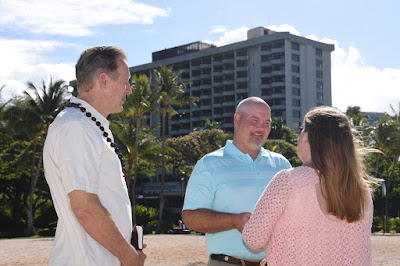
[27,140,38,236]
[28,146,43,236]
[157,113,166,233]
[131,118,141,225]
[374,153,381,178]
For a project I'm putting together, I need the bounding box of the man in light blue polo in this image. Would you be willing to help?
[182,97,291,265]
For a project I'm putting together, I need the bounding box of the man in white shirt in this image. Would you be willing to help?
[43,46,146,265]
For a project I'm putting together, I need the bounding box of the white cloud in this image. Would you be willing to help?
[208,25,400,114]
[209,25,230,34]
[0,39,75,100]
[331,42,400,114]
[210,26,248,47]
[0,0,170,37]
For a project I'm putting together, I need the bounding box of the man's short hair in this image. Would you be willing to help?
[75,46,127,92]
[236,96,270,114]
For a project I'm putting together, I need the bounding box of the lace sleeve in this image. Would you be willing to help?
[242,168,293,250]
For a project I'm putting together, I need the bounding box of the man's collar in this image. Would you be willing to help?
[225,140,268,160]
[69,96,110,128]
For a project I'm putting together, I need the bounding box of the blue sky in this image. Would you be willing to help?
[0,0,399,114]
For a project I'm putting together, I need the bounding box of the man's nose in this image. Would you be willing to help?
[126,81,132,94]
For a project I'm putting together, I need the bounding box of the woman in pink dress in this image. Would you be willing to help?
[242,106,377,266]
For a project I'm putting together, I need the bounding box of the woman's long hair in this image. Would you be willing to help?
[304,106,374,222]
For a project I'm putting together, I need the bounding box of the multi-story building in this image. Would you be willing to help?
[130,26,334,137]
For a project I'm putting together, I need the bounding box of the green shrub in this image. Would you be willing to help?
[135,204,159,234]
[389,217,400,233]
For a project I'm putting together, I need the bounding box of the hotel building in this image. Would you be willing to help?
[130,26,334,137]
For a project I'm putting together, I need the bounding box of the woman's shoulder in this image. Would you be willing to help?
[284,166,320,185]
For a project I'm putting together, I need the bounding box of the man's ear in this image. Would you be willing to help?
[98,73,108,89]
[233,113,240,127]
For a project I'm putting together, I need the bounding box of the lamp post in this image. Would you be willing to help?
[382,181,386,234]
[180,172,185,207]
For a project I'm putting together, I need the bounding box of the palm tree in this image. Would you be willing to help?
[23,78,68,235]
[0,85,11,112]
[153,65,197,232]
[111,74,161,223]
[345,106,369,130]
[368,113,400,232]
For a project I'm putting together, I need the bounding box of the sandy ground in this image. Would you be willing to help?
[0,234,399,265]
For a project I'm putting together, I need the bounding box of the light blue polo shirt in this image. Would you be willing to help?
[183,140,291,260]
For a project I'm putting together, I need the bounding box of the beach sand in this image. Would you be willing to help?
[0,234,399,265]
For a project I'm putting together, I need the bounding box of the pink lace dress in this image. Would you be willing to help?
[242,166,372,266]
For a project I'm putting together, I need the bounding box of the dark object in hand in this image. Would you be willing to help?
[131,225,143,250]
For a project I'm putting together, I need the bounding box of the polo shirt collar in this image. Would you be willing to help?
[69,96,110,129]
[224,140,268,161]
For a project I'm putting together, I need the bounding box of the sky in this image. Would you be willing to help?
[0,0,399,114]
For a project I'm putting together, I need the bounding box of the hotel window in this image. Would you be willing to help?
[192,70,201,77]
[236,71,247,78]
[316,48,322,57]
[261,89,273,96]
[213,65,223,72]
[273,53,285,60]
[214,86,223,93]
[291,42,299,51]
[214,97,223,104]
[316,70,323,79]
[291,65,300,73]
[223,52,234,60]
[223,74,234,81]
[316,81,323,89]
[202,79,211,85]
[203,89,211,95]
[293,110,301,118]
[192,60,201,66]
[223,95,235,102]
[261,66,272,73]
[261,77,272,85]
[200,99,212,106]
[213,76,223,82]
[237,82,247,89]
[317,92,324,101]
[292,76,300,84]
[202,68,211,75]
[273,40,284,48]
[237,60,247,67]
[202,57,211,64]
[192,80,201,86]
[291,53,299,62]
[223,63,234,70]
[236,49,247,57]
[214,107,223,114]
[261,43,272,51]
[316,59,323,68]
[292,99,300,107]
[224,84,235,91]
[292,87,300,96]
[261,54,271,62]
[213,55,223,62]
[273,75,285,82]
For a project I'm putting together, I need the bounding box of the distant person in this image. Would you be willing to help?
[243,106,375,265]
[182,97,291,265]
[43,46,146,265]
